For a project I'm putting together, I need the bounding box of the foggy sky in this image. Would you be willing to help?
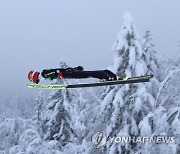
[0,0,180,92]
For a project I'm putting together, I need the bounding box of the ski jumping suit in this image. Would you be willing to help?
[41,68,117,81]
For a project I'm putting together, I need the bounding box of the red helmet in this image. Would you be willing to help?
[28,70,40,83]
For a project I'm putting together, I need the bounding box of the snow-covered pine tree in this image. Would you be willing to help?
[33,90,46,138]
[34,91,45,123]
[41,61,76,147]
[41,61,89,150]
[142,29,160,98]
[142,29,159,77]
[155,49,180,153]
[144,66,180,153]
[156,42,180,111]
[91,11,158,154]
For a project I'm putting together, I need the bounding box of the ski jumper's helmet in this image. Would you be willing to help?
[28,70,40,83]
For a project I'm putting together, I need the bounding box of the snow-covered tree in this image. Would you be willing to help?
[142,29,159,77]
[0,90,35,119]
[41,61,75,147]
[156,57,180,143]
[142,29,160,98]
[34,91,45,123]
[41,61,89,150]
[90,11,159,153]
[0,118,37,153]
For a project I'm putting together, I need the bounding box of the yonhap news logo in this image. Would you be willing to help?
[91,131,107,148]
[91,131,175,148]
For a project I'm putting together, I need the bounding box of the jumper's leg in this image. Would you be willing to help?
[63,70,111,80]
[86,70,117,81]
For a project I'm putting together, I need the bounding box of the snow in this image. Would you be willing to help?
[139,116,152,136]
[125,69,132,78]
[111,53,122,74]
[134,97,142,112]
[0,118,38,153]
[156,66,179,103]
[134,40,143,57]
[135,61,145,76]
[171,113,180,135]
[100,88,116,114]
[129,46,136,67]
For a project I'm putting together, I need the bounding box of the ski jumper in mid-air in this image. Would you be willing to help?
[28,66,118,84]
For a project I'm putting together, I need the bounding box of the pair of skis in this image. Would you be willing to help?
[27,75,153,90]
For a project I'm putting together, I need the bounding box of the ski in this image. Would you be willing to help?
[27,84,68,89]
[27,75,153,89]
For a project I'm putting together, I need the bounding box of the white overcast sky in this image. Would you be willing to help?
[0,0,180,91]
